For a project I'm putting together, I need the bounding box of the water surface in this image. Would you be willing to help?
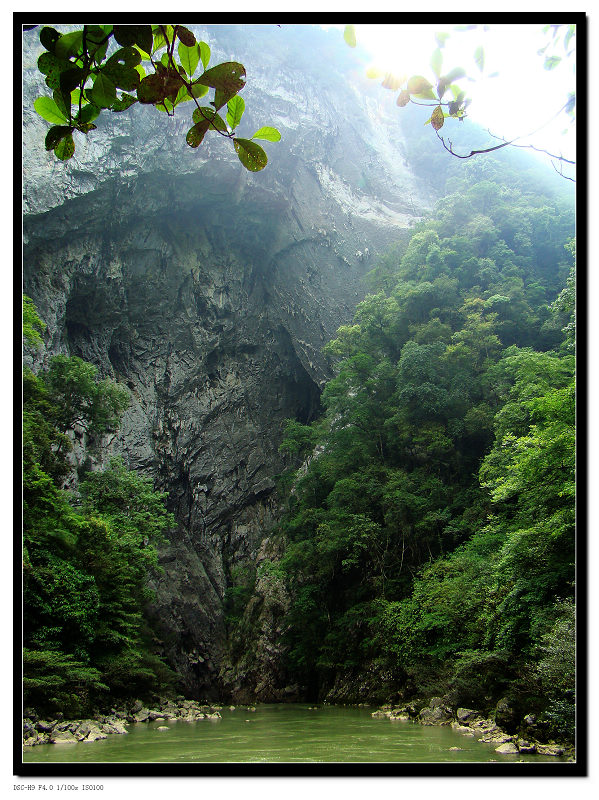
[22,704,566,763]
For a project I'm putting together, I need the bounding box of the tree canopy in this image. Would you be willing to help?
[248,160,577,739]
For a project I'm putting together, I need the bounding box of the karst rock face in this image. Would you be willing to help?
[22,24,431,697]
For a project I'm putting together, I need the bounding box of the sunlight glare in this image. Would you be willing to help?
[352,23,576,163]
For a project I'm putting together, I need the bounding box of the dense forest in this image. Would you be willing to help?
[230,154,576,742]
[23,303,178,715]
[22,22,577,755]
[22,152,576,743]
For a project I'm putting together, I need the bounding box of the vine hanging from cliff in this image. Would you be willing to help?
[25,24,281,171]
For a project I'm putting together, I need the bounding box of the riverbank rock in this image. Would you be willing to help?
[536,743,565,756]
[480,732,514,745]
[367,696,572,760]
[456,708,477,723]
[517,739,536,753]
[102,721,128,735]
[451,722,475,735]
[495,742,519,755]
[50,730,78,744]
[418,698,453,726]
[494,697,519,733]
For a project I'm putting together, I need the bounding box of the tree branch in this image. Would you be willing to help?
[435,100,576,178]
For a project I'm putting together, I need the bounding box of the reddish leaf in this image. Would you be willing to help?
[176,26,196,47]
[430,105,445,131]
[396,90,410,107]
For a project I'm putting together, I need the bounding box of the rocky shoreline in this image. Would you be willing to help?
[371,697,574,760]
[23,696,574,760]
[22,698,250,747]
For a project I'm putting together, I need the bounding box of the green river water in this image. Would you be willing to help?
[22,705,567,764]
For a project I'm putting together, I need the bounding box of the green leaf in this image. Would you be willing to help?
[213,89,232,111]
[226,95,245,130]
[90,72,117,108]
[199,41,211,70]
[37,52,72,92]
[54,31,83,60]
[34,96,69,125]
[59,66,84,96]
[444,67,466,83]
[234,138,268,172]
[344,25,357,48]
[474,45,485,72]
[544,55,562,70]
[564,24,576,50]
[175,26,196,47]
[54,132,75,161]
[40,27,60,53]
[366,67,382,80]
[430,48,443,78]
[407,75,433,95]
[76,103,100,124]
[75,122,97,134]
[435,32,450,49]
[251,126,281,142]
[189,81,209,99]
[156,98,174,114]
[430,105,445,131]
[178,42,200,77]
[192,107,227,131]
[107,94,137,113]
[152,25,174,54]
[113,25,153,56]
[413,88,437,101]
[52,89,70,119]
[103,51,141,92]
[107,46,142,70]
[84,25,111,63]
[195,62,246,94]
[186,121,210,148]
[172,85,193,106]
[44,125,72,151]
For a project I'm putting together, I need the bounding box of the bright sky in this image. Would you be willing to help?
[347,22,576,167]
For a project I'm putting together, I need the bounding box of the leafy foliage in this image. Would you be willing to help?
[23,295,46,347]
[271,167,575,735]
[23,301,177,715]
[28,24,281,171]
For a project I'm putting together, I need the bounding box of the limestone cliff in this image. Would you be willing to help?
[22,23,431,697]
